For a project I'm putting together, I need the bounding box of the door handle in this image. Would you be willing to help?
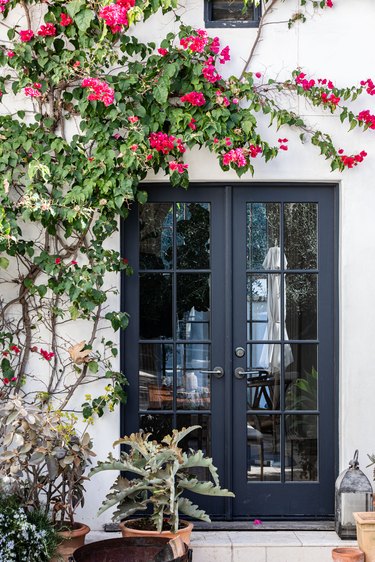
[200,366,224,379]
[234,367,253,380]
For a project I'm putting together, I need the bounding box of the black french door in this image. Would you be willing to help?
[122,183,337,520]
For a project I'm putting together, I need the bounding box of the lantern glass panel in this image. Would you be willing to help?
[341,492,373,527]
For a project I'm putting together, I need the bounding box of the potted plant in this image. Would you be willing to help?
[91,425,234,544]
[0,396,95,561]
[0,492,61,561]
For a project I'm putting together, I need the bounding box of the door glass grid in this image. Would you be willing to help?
[138,202,212,451]
[246,202,319,482]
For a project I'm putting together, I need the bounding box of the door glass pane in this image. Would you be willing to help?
[285,415,318,481]
[139,203,173,270]
[286,274,317,340]
[177,415,211,480]
[139,273,172,339]
[247,414,281,481]
[139,343,173,410]
[177,273,210,340]
[139,414,173,441]
[247,344,281,410]
[176,203,210,269]
[177,344,210,410]
[284,203,317,270]
[247,274,281,341]
[285,345,318,411]
[211,0,255,22]
[247,203,280,270]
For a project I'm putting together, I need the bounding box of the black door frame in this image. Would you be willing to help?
[120,182,339,521]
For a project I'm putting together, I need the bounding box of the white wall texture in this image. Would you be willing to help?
[2,0,375,527]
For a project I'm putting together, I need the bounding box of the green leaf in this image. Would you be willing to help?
[0,257,9,269]
[75,9,95,32]
[66,0,85,18]
[88,361,99,373]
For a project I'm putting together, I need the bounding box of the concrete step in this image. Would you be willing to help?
[86,530,358,562]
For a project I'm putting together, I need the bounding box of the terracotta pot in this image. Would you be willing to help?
[354,512,375,562]
[51,522,90,562]
[332,547,364,561]
[119,519,193,545]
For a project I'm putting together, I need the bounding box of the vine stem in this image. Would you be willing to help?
[20,0,32,29]
[240,0,279,80]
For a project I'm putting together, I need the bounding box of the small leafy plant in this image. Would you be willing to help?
[0,495,61,562]
[0,396,95,528]
[90,425,234,533]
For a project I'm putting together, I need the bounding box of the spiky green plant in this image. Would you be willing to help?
[90,426,234,533]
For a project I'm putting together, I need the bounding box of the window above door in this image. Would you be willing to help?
[204,0,261,28]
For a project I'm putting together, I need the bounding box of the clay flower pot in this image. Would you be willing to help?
[52,522,91,562]
[119,518,193,545]
[332,547,364,561]
[354,512,375,562]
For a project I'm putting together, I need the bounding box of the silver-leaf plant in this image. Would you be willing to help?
[90,425,234,533]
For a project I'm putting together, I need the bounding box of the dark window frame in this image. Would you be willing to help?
[204,0,261,28]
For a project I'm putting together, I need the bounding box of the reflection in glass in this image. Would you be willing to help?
[139,203,173,270]
[139,414,173,442]
[286,274,317,340]
[247,274,280,341]
[177,203,210,269]
[212,0,254,21]
[177,344,210,410]
[247,203,280,270]
[246,344,281,410]
[247,415,281,481]
[177,274,210,340]
[139,273,172,339]
[177,415,211,480]
[285,415,318,481]
[285,345,318,411]
[139,344,173,410]
[284,203,317,270]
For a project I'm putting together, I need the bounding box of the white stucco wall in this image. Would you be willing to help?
[2,0,375,527]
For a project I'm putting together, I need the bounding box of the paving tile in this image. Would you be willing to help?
[191,531,232,545]
[266,546,336,562]
[233,546,266,562]
[228,531,302,546]
[295,531,358,547]
[192,545,232,562]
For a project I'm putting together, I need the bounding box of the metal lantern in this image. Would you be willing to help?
[335,450,373,539]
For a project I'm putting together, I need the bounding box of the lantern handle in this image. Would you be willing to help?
[349,450,359,469]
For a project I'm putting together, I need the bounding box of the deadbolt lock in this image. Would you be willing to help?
[235,347,245,358]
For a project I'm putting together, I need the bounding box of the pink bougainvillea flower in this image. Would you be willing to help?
[232,98,239,104]
[3,378,10,385]
[340,150,367,168]
[253,519,263,526]
[210,36,220,54]
[326,0,333,7]
[360,79,375,96]
[219,45,230,64]
[255,72,262,78]
[180,30,208,53]
[38,23,57,37]
[55,257,61,264]
[24,87,42,98]
[82,77,115,106]
[357,110,375,129]
[225,137,232,146]
[158,48,168,56]
[180,91,206,106]
[71,260,78,265]
[149,132,185,154]
[40,348,55,361]
[128,115,139,123]
[20,29,34,42]
[122,257,129,264]
[0,0,9,13]
[295,72,315,91]
[73,61,81,68]
[6,51,15,58]
[202,57,222,84]
[146,154,153,161]
[213,137,219,144]
[11,377,17,382]
[10,345,21,354]
[169,161,189,174]
[130,144,138,151]
[98,3,131,33]
[2,351,8,357]
[60,12,73,26]
[188,118,197,130]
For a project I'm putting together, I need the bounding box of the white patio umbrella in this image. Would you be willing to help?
[259,246,293,373]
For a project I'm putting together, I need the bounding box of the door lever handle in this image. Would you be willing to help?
[200,366,224,379]
[234,367,253,380]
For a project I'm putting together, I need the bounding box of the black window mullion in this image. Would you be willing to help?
[172,202,177,427]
